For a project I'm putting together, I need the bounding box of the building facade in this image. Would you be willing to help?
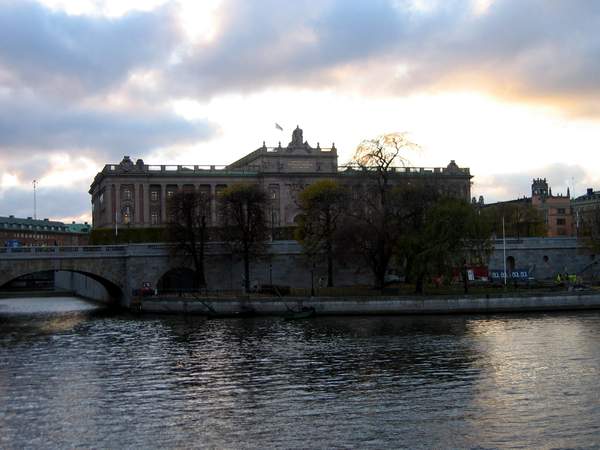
[530,178,574,236]
[572,188,600,234]
[1,216,90,247]
[89,127,473,229]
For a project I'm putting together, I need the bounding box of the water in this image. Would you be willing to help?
[2,296,600,449]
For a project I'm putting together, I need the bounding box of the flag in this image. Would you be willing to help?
[275,123,283,131]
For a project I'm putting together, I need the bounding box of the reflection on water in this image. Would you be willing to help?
[1,297,600,448]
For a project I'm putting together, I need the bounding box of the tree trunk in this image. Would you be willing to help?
[415,274,424,294]
[195,216,207,288]
[243,244,250,293]
[326,238,334,287]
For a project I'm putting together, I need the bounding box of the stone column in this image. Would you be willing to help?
[105,185,113,228]
[142,183,150,225]
[160,184,167,224]
[210,184,217,225]
[133,183,139,225]
[114,183,121,225]
[279,183,285,226]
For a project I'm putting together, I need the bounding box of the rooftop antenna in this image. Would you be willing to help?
[32,179,37,220]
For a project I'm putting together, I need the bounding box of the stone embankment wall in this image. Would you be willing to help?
[50,237,600,305]
[140,292,600,315]
[489,237,599,280]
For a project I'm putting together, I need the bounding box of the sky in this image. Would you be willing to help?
[1,0,600,223]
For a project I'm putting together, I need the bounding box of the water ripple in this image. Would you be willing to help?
[2,299,600,448]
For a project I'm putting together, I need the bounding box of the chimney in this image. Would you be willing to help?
[587,188,593,196]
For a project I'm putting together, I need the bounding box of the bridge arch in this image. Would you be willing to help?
[156,267,198,293]
[0,264,124,304]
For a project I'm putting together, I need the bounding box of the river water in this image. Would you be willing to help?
[1,296,600,449]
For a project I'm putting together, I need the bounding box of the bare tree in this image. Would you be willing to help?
[344,133,419,289]
[219,183,269,293]
[167,190,210,289]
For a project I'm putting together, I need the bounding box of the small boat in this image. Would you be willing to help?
[205,309,257,319]
[203,304,257,319]
[284,306,316,321]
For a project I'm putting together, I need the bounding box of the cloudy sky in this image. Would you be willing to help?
[1,0,600,223]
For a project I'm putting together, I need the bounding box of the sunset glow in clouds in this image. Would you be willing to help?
[1,0,600,222]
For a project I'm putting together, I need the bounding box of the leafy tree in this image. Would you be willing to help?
[295,179,349,287]
[344,133,419,289]
[392,184,444,293]
[218,183,269,292]
[167,190,210,289]
[401,198,492,294]
[483,202,546,238]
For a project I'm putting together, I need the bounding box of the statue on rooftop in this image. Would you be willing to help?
[289,126,303,147]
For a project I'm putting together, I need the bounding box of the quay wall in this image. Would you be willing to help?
[489,237,599,280]
[140,292,600,316]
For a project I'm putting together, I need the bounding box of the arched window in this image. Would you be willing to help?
[506,256,516,274]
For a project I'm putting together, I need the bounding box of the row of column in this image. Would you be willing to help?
[106,183,285,227]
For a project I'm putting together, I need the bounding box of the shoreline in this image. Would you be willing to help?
[136,291,600,316]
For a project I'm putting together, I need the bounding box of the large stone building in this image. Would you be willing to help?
[89,127,472,229]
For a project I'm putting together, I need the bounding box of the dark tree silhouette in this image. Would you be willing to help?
[218,183,269,292]
[167,189,210,289]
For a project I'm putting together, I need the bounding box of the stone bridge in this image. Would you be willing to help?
[0,241,351,306]
[0,244,181,305]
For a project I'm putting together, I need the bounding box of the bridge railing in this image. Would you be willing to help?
[0,245,128,256]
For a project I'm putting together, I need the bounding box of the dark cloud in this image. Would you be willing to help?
[171,0,600,112]
[0,0,180,97]
[172,0,411,96]
[0,94,216,162]
[0,183,90,221]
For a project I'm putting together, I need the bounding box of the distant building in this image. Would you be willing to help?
[89,127,473,229]
[481,178,574,237]
[529,178,574,236]
[0,216,90,247]
[572,187,600,233]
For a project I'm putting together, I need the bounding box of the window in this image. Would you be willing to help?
[99,192,104,205]
[123,189,132,200]
[167,190,175,199]
[151,191,159,202]
[151,212,159,225]
[557,218,566,225]
[557,208,565,214]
